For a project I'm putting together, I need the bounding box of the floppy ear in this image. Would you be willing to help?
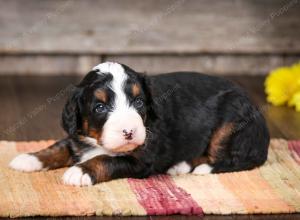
[138,74,158,122]
[61,88,82,136]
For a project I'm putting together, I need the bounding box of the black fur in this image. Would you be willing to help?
[58,64,270,183]
[131,72,269,174]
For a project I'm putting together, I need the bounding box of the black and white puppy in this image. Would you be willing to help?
[10,62,270,186]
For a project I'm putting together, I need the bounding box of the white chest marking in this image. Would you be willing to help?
[80,137,115,163]
[80,148,109,163]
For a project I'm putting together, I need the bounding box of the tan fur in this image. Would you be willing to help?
[208,123,234,163]
[94,89,107,103]
[33,146,73,169]
[132,83,141,97]
[190,156,210,167]
[188,123,234,168]
[88,128,102,141]
[80,155,110,182]
[82,118,89,134]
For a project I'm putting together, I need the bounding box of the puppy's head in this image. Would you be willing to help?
[62,62,148,153]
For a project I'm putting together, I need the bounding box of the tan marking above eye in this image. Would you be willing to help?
[94,89,107,103]
[132,83,141,97]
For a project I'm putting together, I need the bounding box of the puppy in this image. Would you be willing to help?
[10,62,270,186]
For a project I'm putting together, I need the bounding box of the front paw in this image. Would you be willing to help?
[9,153,43,172]
[62,166,93,186]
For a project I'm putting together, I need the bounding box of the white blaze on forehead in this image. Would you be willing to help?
[93,62,129,112]
[93,62,124,74]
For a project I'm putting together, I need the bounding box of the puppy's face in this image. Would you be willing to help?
[63,62,147,153]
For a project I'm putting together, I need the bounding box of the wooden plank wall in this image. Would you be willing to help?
[0,0,300,75]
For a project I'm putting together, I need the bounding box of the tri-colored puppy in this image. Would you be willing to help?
[10,62,270,186]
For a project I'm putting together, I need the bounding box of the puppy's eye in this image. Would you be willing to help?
[94,103,107,113]
[134,98,144,108]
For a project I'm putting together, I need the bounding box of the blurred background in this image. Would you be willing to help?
[0,0,300,141]
[1,0,300,75]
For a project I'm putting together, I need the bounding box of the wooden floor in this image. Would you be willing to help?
[0,75,299,220]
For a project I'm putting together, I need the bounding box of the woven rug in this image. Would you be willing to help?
[0,139,299,217]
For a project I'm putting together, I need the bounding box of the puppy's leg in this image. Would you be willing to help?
[63,155,150,186]
[10,138,77,172]
[190,123,234,175]
[212,119,269,173]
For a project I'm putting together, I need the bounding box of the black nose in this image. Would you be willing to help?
[123,129,133,140]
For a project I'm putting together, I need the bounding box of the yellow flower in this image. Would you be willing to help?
[265,62,300,111]
[289,91,300,112]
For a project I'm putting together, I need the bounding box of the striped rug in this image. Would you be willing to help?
[0,139,299,217]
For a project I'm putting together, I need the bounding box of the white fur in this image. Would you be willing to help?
[83,136,99,146]
[93,62,131,114]
[9,153,43,172]
[94,62,129,112]
[101,110,146,150]
[80,148,107,163]
[93,62,146,151]
[62,166,92,186]
[167,161,192,175]
[80,146,115,163]
[192,164,213,175]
